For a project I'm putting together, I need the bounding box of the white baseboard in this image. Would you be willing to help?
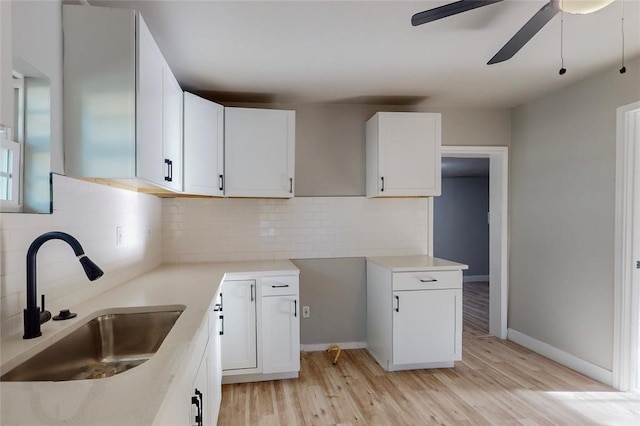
[301,341,367,352]
[507,328,613,386]
[464,275,489,283]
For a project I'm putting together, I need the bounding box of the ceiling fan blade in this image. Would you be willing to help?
[487,0,560,64]
[412,0,504,26]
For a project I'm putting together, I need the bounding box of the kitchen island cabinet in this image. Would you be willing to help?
[366,256,468,371]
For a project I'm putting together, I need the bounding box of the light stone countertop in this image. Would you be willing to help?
[0,260,299,426]
[367,255,469,272]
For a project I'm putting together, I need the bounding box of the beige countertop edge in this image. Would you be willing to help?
[367,255,469,272]
[0,260,299,426]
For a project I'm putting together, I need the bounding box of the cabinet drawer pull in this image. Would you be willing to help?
[419,278,438,283]
[381,176,385,192]
[294,300,297,317]
[219,174,224,191]
[251,284,255,302]
[289,177,293,194]
[271,284,290,288]
[219,315,224,336]
[395,295,400,312]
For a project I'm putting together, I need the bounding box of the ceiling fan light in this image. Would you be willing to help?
[559,0,616,15]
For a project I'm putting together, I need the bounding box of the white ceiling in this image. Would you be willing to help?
[87,0,640,108]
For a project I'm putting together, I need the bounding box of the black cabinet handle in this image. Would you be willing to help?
[164,159,173,182]
[289,177,293,194]
[381,176,385,192]
[219,174,224,191]
[419,278,438,283]
[192,388,203,426]
[250,284,255,302]
[294,300,297,317]
[271,284,290,288]
[219,315,224,336]
[395,295,400,312]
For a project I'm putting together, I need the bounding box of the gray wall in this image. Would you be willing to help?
[510,56,640,371]
[434,177,489,277]
[291,258,367,345]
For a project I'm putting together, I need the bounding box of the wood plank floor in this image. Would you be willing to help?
[463,281,490,339]
[218,282,640,425]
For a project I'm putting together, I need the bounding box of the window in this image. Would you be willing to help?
[0,136,21,207]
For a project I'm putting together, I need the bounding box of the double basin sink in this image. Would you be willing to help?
[1,306,184,382]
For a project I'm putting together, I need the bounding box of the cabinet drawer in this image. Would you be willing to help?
[392,270,461,291]
[261,275,299,296]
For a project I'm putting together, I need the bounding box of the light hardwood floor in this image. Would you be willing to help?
[218,282,640,425]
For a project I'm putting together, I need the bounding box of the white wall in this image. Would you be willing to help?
[0,0,12,128]
[0,175,163,337]
[510,56,640,371]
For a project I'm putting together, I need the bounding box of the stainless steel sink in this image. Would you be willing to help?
[1,307,184,382]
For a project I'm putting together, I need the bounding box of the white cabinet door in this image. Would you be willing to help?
[207,307,223,426]
[224,107,295,198]
[63,5,137,178]
[392,289,461,365]
[221,280,257,370]
[183,93,224,196]
[136,15,165,187]
[191,352,208,426]
[366,112,441,197]
[162,63,183,192]
[261,294,300,374]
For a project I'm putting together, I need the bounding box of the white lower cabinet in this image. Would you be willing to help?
[392,288,460,365]
[221,274,300,383]
[367,260,463,371]
[220,280,257,371]
[185,294,223,426]
[261,279,300,374]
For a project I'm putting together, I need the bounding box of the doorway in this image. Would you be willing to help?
[430,146,508,338]
[613,101,640,392]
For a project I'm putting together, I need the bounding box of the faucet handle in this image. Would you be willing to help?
[39,294,52,325]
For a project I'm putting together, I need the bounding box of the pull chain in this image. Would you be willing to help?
[559,1,566,75]
[620,0,626,74]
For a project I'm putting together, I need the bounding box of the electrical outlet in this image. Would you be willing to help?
[302,306,310,318]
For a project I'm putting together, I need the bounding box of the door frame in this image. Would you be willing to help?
[430,146,509,339]
[613,101,640,391]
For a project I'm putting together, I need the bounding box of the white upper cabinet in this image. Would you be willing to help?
[63,5,183,192]
[136,14,164,186]
[224,108,295,198]
[161,58,183,192]
[366,112,441,197]
[183,93,224,196]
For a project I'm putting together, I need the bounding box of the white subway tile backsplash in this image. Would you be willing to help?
[0,175,162,337]
[162,196,429,263]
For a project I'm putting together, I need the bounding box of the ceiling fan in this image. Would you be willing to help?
[411,0,616,64]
